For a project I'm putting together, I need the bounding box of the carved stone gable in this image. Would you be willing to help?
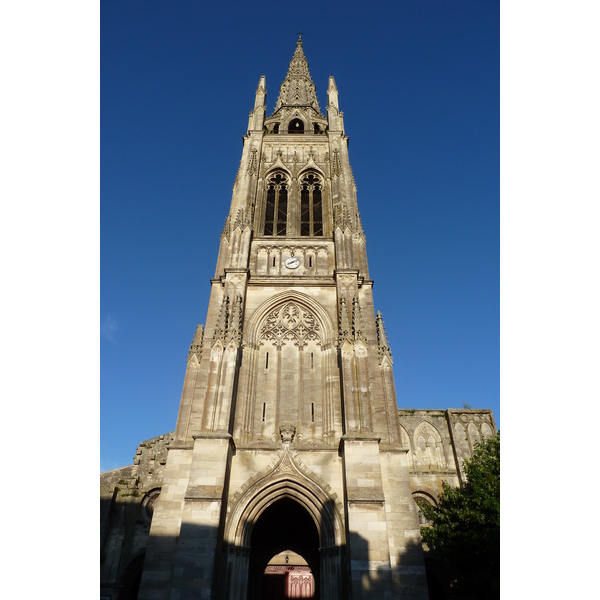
[259,302,322,349]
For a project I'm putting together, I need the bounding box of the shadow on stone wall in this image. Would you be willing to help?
[102,497,441,600]
[347,531,434,600]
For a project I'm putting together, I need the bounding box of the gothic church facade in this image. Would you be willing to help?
[101,38,497,600]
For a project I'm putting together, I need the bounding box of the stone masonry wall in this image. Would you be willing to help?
[100,410,496,599]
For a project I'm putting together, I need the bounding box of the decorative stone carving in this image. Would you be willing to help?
[212,294,230,346]
[375,311,392,364]
[333,204,351,232]
[260,302,321,349]
[413,420,447,469]
[246,149,258,177]
[227,295,244,345]
[352,296,366,343]
[481,422,494,439]
[220,215,231,242]
[187,324,204,362]
[354,211,365,241]
[336,273,358,304]
[279,424,296,444]
[233,204,254,232]
[338,297,351,344]
[468,422,482,446]
[211,293,244,348]
[332,149,342,177]
[338,296,366,344]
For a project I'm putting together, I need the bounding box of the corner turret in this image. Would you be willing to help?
[248,75,266,132]
[327,76,344,134]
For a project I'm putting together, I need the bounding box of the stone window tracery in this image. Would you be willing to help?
[300,173,323,237]
[259,302,321,349]
[263,172,289,236]
[413,421,446,469]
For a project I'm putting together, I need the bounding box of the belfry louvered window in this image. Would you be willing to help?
[300,173,323,236]
[263,172,289,236]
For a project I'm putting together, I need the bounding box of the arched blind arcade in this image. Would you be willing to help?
[300,173,323,236]
[263,172,289,236]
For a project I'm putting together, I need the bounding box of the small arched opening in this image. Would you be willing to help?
[263,550,314,599]
[413,492,436,526]
[288,119,304,134]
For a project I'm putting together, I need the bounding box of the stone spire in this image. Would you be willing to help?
[375,310,393,364]
[273,36,321,114]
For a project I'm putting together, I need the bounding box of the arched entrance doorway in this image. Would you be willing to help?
[247,498,319,599]
[221,453,347,600]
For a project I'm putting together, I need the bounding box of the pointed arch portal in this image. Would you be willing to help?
[221,462,347,600]
[248,498,318,599]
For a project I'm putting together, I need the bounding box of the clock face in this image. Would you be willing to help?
[285,257,300,269]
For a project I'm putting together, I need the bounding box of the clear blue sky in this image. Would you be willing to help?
[101,1,499,472]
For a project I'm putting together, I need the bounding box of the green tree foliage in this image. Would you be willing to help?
[420,433,500,599]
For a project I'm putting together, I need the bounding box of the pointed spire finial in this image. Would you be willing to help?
[376,310,393,364]
[272,36,321,115]
[187,324,204,362]
[212,294,230,346]
[352,296,366,342]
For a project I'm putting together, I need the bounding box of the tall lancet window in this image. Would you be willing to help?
[300,173,323,236]
[263,172,289,236]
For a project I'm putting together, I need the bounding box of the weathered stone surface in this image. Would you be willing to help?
[100,38,497,600]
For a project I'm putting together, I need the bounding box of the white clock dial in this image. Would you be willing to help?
[285,257,300,269]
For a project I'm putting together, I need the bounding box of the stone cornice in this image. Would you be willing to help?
[167,441,194,450]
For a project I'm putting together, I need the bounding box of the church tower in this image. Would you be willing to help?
[138,37,430,600]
